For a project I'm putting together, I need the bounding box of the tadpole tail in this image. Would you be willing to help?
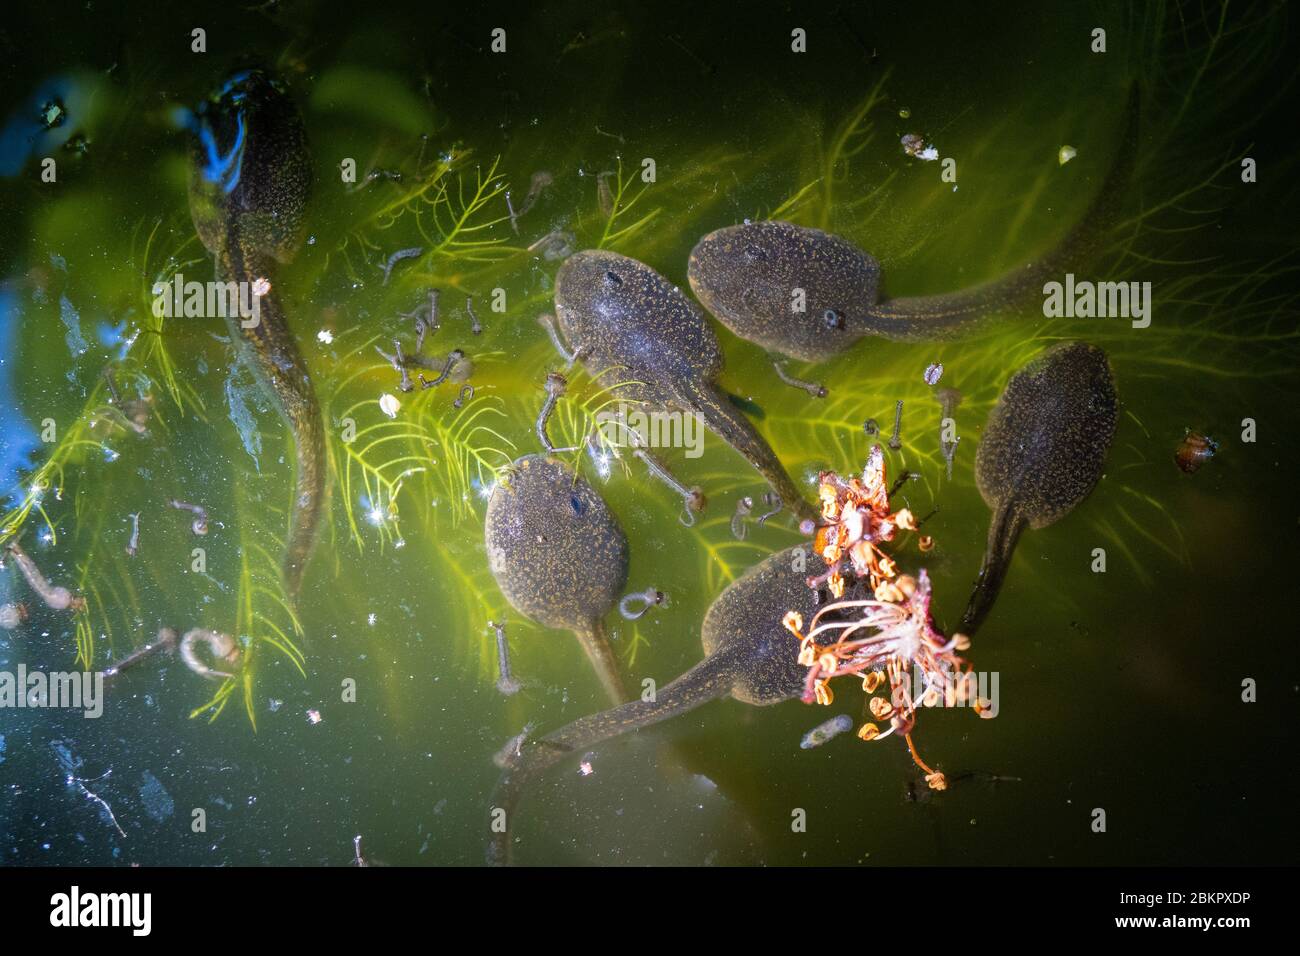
[687,381,816,522]
[486,651,738,865]
[222,245,326,602]
[573,618,629,707]
[866,84,1141,340]
[281,389,325,601]
[959,503,1026,636]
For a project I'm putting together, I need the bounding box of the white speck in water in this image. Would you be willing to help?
[379,393,400,418]
[1058,145,1077,166]
[367,613,377,626]
[317,329,334,344]
[307,709,323,724]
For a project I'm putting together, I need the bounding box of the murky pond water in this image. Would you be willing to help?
[1,1,1296,866]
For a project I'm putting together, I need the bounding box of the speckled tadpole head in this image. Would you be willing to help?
[484,455,630,633]
[701,546,826,705]
[555,248,817,521]
[555,249,723,390]
[975,341,1119,529]
[688,220,880,363]
[181,68,310,265]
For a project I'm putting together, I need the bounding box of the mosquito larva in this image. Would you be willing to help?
[4,541,85,612]
[381,246,423,286]
[633,448,706,525]
[506,190,520,235]
[596,171,615,217]
[534,372,575,453]
[489,620,522,696]
[453,384,475,409]
[103,627,178,679]
[419,350,463,389]
[756,490,783,526]
[618,587,667,621]
[888,400,904,451]
[393,340,413,392]
[772,360,828,398]
[730,496,754,540]
[178,629,242,681]
[538,313,584,367]
[517,171,553,217]
[125,512,140,558]
[466,296,482,335]
[168,498,209,535]
[936,387,964,480]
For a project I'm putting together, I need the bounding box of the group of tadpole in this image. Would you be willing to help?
[481,88,1135,863]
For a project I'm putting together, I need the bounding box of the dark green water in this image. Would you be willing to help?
[0,0,1296,865]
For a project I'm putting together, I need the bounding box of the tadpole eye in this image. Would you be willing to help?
[570,494,587,516]
[743,244,766,261]
[823,308,846,330]
[603,270,622,287]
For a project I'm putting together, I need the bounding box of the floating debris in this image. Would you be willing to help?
[317,329,334,344]
[307,709,323,725]
[138,769,175,822]
[0,602,27,630]
[1058,145,1077,166]
[901,133,939,162]
[800,713,853,749]
[379,393,401,418]
[527,229,575,261]
[1175,430,1218,473]
[924,362,943,386]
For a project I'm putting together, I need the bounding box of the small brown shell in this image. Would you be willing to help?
[1175,431,1218,474]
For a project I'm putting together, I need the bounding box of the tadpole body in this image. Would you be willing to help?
[487,546,825,864]
[687,89,1139,362]
[484,455,631,705]
[554,250,814,520]
[960,341,1118,634]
